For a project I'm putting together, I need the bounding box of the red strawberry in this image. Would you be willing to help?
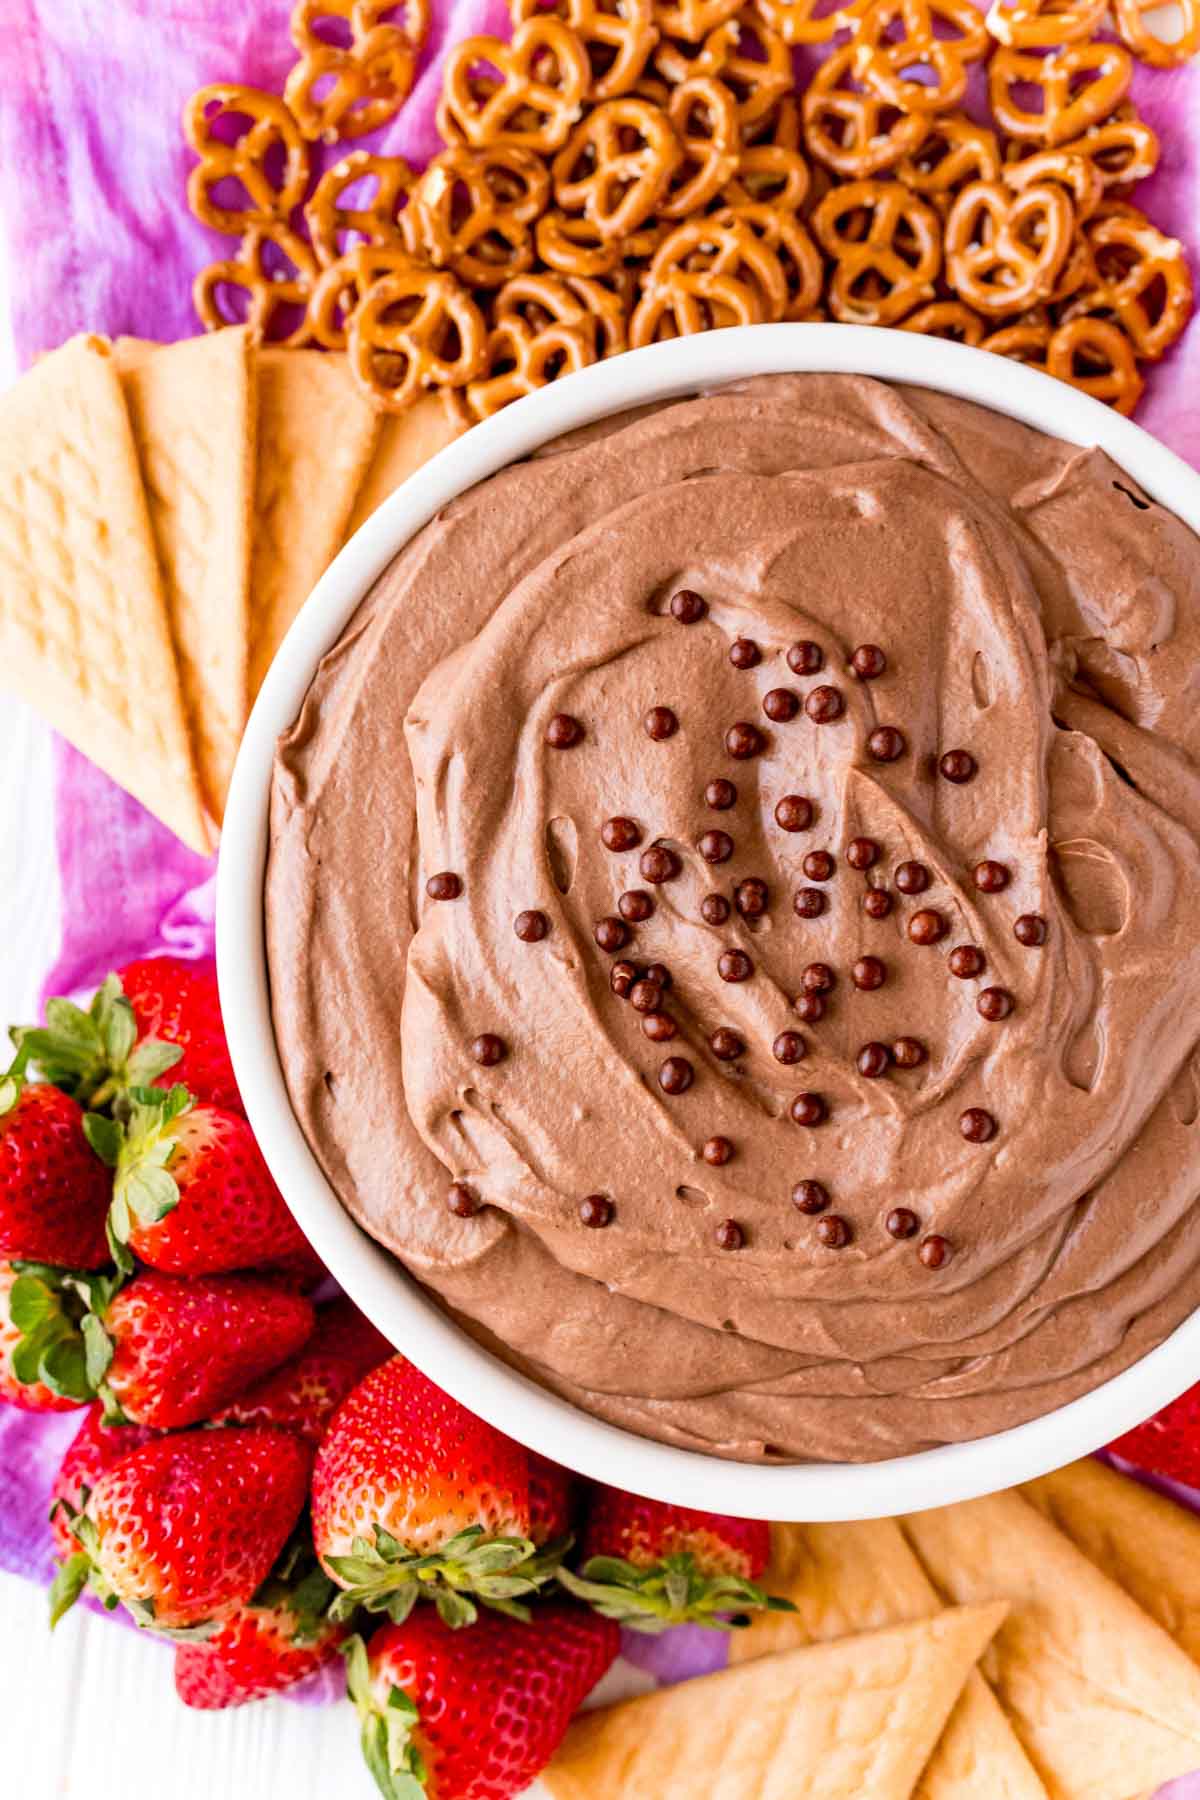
[118,956,242,1115]
[312,1357,562,1626]
[13,973,182,1110]
[50,1401,158,1558]
[0,1076,111,1270]
[561,1487,790,1632]
[174,1546,345,1708]
[347,1602,619,1800]
[528,1451,577,1547]
[6,1265,313,1426]
[0,1262,83,1413]
[1109,1384,1200,1489]
[261,1241,328,1291]
[89,1084,309,1276]
[215,1297,392,1444]
[49,1425,311,1631]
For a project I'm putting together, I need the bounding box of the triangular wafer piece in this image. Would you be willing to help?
[248,348,380,700]
[0,335,209,852]
[343,393,464,542]
[730,1520,1047,1800]
[902,1491,1200,1799]
[543,1603,1007,1800]
[1024,1459,1200,1667]
[115,330,256,823]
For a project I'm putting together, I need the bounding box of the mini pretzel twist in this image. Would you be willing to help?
[646,213,791,319]
[465,314,597,419]
[1045,316,1144,414]
[944,178,1074,316]
[852,0,991,115]
[414,146,552,286]
[980,315,1051,365]
[711,201,824,317]
[308,244,421,349]
[896,115,1001,212]
[535,211,663,274]
[438,19,592,154]
[812,177,943,322]
[304,151,421,267]
[1055,105,1159,190]
[653,0,743,43]
[988,43,1132,146]
[1061,205,1194,360]
[510,0,659,98]
[899,299,986,343]
[194,224,317,345]
[348,265,488,412]
[801,45,928,177]
[629,267,767,341]
[183,84,310,236]
[285,0,429,143]
[756,0,871,43]
[984,0,1105,47]
[552,97,683,237]
[1002,147,1102,221]
[656,8,792,127]
[722,140,812,211]
[662,77,743,215]
[1112,0,1200,67]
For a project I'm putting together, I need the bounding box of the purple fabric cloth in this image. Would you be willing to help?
[1,0,1200,1766]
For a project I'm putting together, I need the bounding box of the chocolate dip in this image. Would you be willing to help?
[267,374,1200,1464]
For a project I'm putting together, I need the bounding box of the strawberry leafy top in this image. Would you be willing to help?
[12,974,181,1111]
[345,1634,429,1800]
[83,1084,192,1272]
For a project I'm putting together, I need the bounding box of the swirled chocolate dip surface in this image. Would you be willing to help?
[267,374,1200,1463]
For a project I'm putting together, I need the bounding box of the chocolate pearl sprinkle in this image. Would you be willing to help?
[619,889,655,923]
[852,955,886,991]
[775,794,815,833]
[545,713,583,749]
[610,960,639,998]
[735,878,769,918]
[514,909,549,942]
[863,887,893,919]
[726,721,765,759]
[815,1214,851,1248]
[948,944,985,980]
[447,1182,480,1218]
[645,963,672,990]
[973,859,1010,893]
[763,688,800,723]
[939,748,976,784]
[960,1106,996,1143]
[642,1011,677,1042]
[629,979,662,1014]
[471,1033,506,1066]
[658,1056,694,1095]
[794,993,826,1024]
[644,705,679,741]
[594,916,629,953]
[857,1041,891,1078]
[908,909,946,946]
[790,1091,827,1126]
[850,644,887,680]
[793,888,825,919]
[698,829,734,863]
[601,816,641,852]
[803,850,835,881]
[580,1194,614,1228]
[892,1036,927,1069]
[805,684,844,724]
[710,1027,744,1061]
[886,1207,919,1239]
[715,1218,744,1250]
[1014,913,1048,946]
[802,962,835,994]
[787,640,824,675]
[919,1234,953,1269]
[670,588,707,624]
[867,725,906,764]
[702,893,732,925]
[846,837,879,871]
[895,860,930,895]
[640,845,680,884]
[426,871,462,901]
[773,1030,806,1065]
[703,1135,734,1166]
[978,986,1014,1021]
[729,638,760,669]
[792,1180,829,1214]
[718,949,754,983]
[706,778,737,810]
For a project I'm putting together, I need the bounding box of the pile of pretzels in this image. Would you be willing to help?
[186,0,1197,420]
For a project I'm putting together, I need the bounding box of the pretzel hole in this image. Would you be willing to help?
[205,279,255,329]
[259,235,309,283]
[306,10,356,48]
[261,300,311,342]
[1065,62,1108,100]
[201,102,261,148]
[206,173,263,219]
[1092,238,1141,284]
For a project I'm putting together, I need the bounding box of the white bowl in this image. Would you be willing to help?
[217,324,1200,1521]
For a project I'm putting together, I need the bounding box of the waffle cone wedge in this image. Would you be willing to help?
[343,393,464,542]
[0,335,210,852]
[730,1519,1047,1799]
[902,1489,1200,1799]
[543,1602,1008,1800]
[248,348,380,702]
[115,329,256,824]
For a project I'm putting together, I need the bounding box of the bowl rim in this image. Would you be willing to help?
[217,324,1200,1521]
